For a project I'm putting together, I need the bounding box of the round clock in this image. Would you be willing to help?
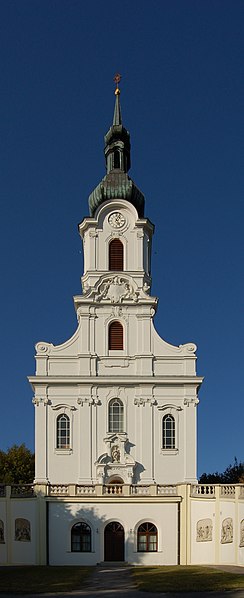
[108,212,126,229]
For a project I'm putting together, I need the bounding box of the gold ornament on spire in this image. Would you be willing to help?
[114,73,121,95]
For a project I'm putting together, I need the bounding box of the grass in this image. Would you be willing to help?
[0,566,92,594]
[132,565,244,593]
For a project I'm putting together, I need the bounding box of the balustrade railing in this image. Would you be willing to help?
[103,484,123,495]
[49,485,69,495]
[158,485,178,495]
[0,482,242,499]
[76,485,96,495]
[220,485,236,497]
[131,485,150,495]
[10,484,35,497]
[191,484,215,497]
[239,486,244,498]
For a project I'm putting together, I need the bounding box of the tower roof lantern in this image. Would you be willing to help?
[88,75,145,218]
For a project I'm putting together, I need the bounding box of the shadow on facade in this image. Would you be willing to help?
[48,501,146,565]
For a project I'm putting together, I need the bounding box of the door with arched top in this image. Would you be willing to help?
[104,521,124,561]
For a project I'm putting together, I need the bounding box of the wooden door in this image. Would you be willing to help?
[104,521,124,561]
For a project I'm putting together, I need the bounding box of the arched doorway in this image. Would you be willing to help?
[104,521,124,561]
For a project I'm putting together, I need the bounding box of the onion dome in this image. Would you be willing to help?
[88,76,145,217]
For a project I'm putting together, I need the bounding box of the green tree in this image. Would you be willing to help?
[0,444,35,484]
[199,458,244,484]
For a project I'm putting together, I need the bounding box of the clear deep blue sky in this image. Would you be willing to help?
[0,0,243,476]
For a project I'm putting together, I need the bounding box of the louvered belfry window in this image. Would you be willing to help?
[109,239,123,271]
[109,321,123,350]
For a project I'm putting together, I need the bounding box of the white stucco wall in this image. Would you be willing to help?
[0,495,38,565]
[190,489,244,566]
[48,500,178,566]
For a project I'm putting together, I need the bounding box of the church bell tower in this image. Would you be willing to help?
[29,77,203,489]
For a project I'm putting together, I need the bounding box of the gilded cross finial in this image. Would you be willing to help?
[114,73,121,95]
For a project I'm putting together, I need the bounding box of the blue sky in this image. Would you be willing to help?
[0,0,243,477]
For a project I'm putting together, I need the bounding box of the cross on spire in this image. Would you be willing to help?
[114,73,121,95]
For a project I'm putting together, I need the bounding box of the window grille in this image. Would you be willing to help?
[109,239,123,271]
[71,522,91,552]
[109,321,123,350]
[137,522,158,552]
[109,398,124,433]
[56,414,70,449]
[162,414,175,449]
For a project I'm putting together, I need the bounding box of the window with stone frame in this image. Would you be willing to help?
[137,522,158,552]
[162,414,175,449]
[109,320,123,350]
[109,238,123,271]
[71,522,91,552]
[56,413,70,449]
[108,398,124,433]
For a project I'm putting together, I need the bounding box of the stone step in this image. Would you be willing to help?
[97,561,129,567]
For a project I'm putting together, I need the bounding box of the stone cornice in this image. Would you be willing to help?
[28,375,204,388]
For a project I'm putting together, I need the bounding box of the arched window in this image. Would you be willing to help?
[162,414,175,449]
[71,522,91,552]
[109,239,123,271]
[109,321,123,350]
[114,150,120,169]
[137,522,158,552]
[56,414,70,449]
[109,398,124,433]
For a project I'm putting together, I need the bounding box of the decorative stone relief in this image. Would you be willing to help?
[179,343,197,353]
[184,398,199,407]
[221,518,233,544]
[15,518,31,542]
[109,305,128,321]
[51,403,75,411]
[95,432,135,483]
[77,397,100,406]
[134,397,157,407]
[0,520,4,543]
[32,397,50,407]
[240,519,244,548]
[111,445,120,463]
[81,281,90,295]
[35,342,51,355]
[157,404,182,412]
[143,282,150,294]
[95,275,139,303]
[196,519,213,542]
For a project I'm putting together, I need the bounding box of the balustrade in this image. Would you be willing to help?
[10,484,35,497]
[220,485,236,497]
[191,484,215,497]
[76,485,96,495]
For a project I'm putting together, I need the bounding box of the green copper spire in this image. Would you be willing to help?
[88,76,145,217]
[113,87,122,126]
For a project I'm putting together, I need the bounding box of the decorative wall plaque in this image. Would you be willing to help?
[221,518,233,544]
[240,519,244,548]
[196,518,213,542]
[15,518,31,542]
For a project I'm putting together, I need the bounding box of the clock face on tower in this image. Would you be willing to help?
[108,212,126,229]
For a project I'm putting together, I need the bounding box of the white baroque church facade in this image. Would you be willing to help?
[0,85,243,567]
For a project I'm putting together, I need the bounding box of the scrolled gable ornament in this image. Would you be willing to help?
[95,275,139,304]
